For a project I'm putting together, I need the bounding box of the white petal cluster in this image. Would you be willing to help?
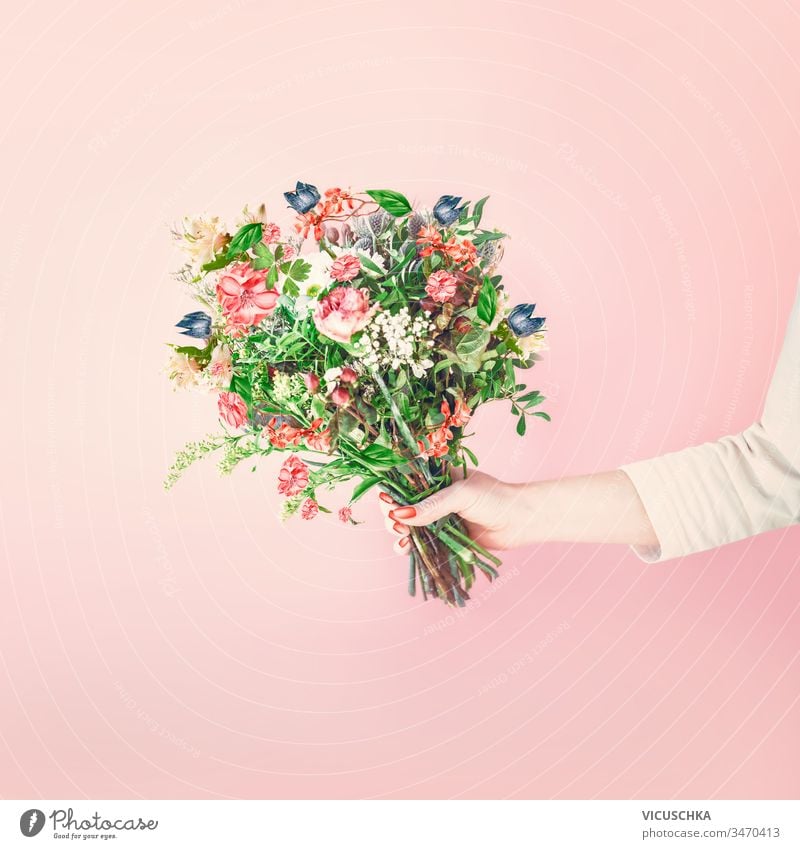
[354,307,434,378]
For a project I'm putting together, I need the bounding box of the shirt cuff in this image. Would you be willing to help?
[619,461,683,563]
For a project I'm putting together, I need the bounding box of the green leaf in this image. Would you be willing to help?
[284,259,311,283]
[462,445,479,467]
[532,411,551,422]
[230,372,252,406]
[201,254,231,272]
[359,443,405,469]
[456,326,490,360]
[516,415,527,436]
[472,230,505,246]
[226,222,262,256]
[351,475,382,504]
[476,278,498,325]
[470,196,488,226]
[357,253,384,275]
[365,189,412,217]
[390,245,418,274]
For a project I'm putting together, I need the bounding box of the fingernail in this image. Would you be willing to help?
[393,521,408,534]
[399,536,411,548]
[379,492,394,504]
[391,506,416,519]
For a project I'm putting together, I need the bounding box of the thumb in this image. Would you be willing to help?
[390,479,472,527]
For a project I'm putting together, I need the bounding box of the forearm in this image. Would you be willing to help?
[512,470,659,548]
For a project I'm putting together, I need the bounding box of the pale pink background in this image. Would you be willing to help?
[1,0,798,800]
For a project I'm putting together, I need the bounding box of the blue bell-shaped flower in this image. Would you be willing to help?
[284,181,321,214]
[433,194,466,226]
[508,304,546,337]
[175,310,212,339]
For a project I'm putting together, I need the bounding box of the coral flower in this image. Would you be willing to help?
[277,455,309,496]
[418,423,453,459]
[264,417,304,449]
[424,270,458,304]
[218,391,248,429]
[306,428,332,452]
[301,498,319,520]
[330,254,361,282]
[441,396,471,428]
[443,237,478,269]
[313,286,377,344]
[338,506,353,524]
[216,261,279,326]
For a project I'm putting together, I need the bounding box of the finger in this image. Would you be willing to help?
[389,480,473,527]
[378,490,399,519]
[393,535,412,556]
[383,516,409,536]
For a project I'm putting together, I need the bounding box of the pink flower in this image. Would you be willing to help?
[300,498,319,520]
[313,286,377,344]
[303,372,320,393]
[216,261,279,327]
[339,366,358,384]
[281,243,296,261]
[338,506,353,524]
[277,455,309,496]
[262,222,281,244]
[424,270,458,303]
[330,386,350,407]
[206,344,232,389]
[329,254,361,282]
[218,391,248,429]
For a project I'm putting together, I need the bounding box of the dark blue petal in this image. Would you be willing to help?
[175,310,212,339]
[433,194,466,226]
[284,180,321,214]
[508,304,546,337]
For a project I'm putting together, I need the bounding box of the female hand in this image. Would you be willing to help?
[378,468,660,554]
[378,469,534,554]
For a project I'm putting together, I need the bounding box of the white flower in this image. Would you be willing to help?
[165,351,204,391]
[176,215,229,270]
[519,331,548,356]
[299,251,333,299]
[323,366,343,385]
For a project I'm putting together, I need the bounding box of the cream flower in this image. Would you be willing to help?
[177,215,229,270]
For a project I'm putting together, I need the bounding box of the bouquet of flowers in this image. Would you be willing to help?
[165,182,549,606]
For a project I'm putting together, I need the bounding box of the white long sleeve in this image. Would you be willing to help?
[619,278,800,562]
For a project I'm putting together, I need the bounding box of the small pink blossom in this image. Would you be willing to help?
[330,386,350,407]
[277,455,309,496]
[261,222,281,244]
[329,253,361,282]
[281,243,296,261]
[218,391,248,429]
[216,261,279,327]
[338,506,353,524]
[313,286,377,344]
[339,366,358,384]
[303,372,320,393]
[424,270,458,303]
[206,344,232,389]
[300,498,319,520]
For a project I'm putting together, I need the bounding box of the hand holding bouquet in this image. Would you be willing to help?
[165,183,549,606]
